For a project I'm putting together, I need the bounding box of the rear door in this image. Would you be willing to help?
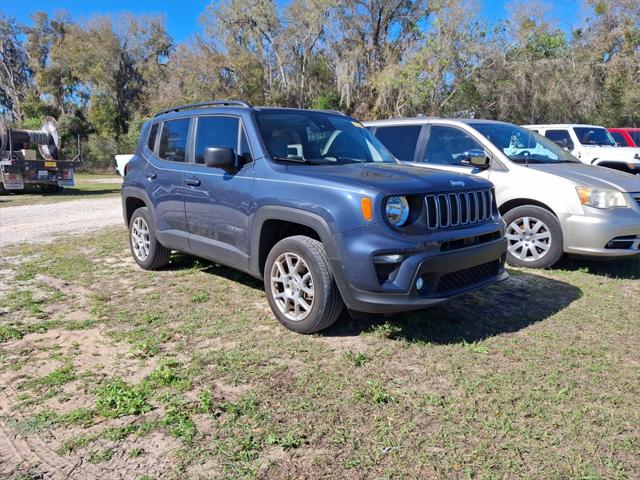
[143,118,191,249]
[183,115,255,271]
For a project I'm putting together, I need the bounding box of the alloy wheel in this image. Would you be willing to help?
[131,216,151,261]
[270,252,315,321]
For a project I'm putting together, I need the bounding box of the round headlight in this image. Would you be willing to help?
[385,196,410,227]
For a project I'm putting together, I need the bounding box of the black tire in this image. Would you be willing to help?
[503,205,564,268]
[128,207,171,270]
[264,235,344,333]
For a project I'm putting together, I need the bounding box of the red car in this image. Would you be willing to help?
[608,128,640,147]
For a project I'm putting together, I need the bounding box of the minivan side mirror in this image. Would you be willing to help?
[204,147,236,170]
[462,149,491,168]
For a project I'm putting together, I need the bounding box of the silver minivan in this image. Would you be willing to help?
[365,118,640,268]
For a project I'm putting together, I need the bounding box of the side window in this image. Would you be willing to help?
[545,129,572,147]
[147,123,158,152]
[423,126,483,165]
[374,126,421,161]
[158,119,190,162]
[239,124,253,164]
[610,131,628,146]
[195,116,239,164]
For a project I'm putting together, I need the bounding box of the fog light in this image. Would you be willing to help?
[416,276,425,290]
[373,254,404,264]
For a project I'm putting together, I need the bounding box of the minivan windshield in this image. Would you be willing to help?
[573,127,616,146]
[471,123,579,164]
[255,111,396,165]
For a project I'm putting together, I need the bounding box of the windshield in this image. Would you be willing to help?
[255,111,396,164]
[471,123,579,164]
[573,127,616,146]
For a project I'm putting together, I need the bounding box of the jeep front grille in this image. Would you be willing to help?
[425,190,493,229]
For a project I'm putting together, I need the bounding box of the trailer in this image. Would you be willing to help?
[0,116,82,193]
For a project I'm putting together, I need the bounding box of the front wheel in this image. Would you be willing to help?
[264,235,343,333]
[503,205,564,268]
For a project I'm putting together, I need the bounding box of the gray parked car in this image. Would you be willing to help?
[365,118,640,268]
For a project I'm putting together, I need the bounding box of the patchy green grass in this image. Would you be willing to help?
[0,173,121,207]
[0,227,638,479]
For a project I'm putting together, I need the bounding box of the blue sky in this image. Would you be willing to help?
[2,0,582,42]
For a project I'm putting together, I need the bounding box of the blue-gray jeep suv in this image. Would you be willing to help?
[122,100,508,333]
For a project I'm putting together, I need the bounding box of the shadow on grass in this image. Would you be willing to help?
[168,254,582,345]
[326,269,582,344]
[554,256,640,280]
[0,186,121,200]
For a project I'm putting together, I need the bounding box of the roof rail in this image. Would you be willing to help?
[318,109,347,116]
[154,100,252,117]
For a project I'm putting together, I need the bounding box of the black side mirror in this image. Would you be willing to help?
[204,147,236,170]
[462,149,491,168]
[554,138,574,151]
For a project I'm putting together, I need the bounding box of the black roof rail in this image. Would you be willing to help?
[154,100,252,117]
[318,109,347,116]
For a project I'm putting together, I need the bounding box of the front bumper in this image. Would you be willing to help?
[329,220,508,314]
[560,206,640,257]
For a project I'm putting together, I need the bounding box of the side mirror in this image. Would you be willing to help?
[462,149,490,168]
[204,147,236,170]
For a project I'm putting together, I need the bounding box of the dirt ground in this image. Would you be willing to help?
[0,225,638,479]
[0,197,123,248]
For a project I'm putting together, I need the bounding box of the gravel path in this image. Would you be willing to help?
[0,197,123,248]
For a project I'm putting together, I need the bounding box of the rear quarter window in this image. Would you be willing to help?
[147,123,158,152]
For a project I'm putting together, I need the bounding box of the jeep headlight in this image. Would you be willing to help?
[576,187,628,209]
[385,196,410,227]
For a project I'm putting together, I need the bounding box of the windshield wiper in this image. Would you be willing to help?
[272,156,313,164]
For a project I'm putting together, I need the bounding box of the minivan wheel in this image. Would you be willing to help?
[264,235,343,333]
[503,205,563,268]
[129,207,171,270]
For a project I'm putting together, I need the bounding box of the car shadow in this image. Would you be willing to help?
[554,256,640,280]
[324,269,582,344]
[168,254,582,345]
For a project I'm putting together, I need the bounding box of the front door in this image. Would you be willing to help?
[183,115,255,271]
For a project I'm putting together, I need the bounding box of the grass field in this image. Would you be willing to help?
[0,227,638,479]
[0,173,121,207]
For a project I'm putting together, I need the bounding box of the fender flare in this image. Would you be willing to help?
[249,206,341,276]
[121,185,155,226]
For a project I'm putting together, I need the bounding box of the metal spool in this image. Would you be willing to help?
[38,117,61,161]
[0,116,61,161]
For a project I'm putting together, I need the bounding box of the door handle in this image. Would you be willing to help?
[185,178,201,187]
[145,173,157,180]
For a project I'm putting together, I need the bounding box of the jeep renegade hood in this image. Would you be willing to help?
[286,162,491,194]
[528,163,640,192]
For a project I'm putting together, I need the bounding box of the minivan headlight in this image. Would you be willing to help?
[385,196,410,227]
[576,187,628,209]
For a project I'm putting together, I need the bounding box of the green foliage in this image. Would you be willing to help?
[95,379,152,418]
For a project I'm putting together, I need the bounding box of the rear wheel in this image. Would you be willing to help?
[264,235,343,333]
[503,205,563,268]
[129,207,171,270]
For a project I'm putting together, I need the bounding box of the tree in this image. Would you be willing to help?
[0,14,31,122]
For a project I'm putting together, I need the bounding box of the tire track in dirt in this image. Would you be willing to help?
[0,380,104,479]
